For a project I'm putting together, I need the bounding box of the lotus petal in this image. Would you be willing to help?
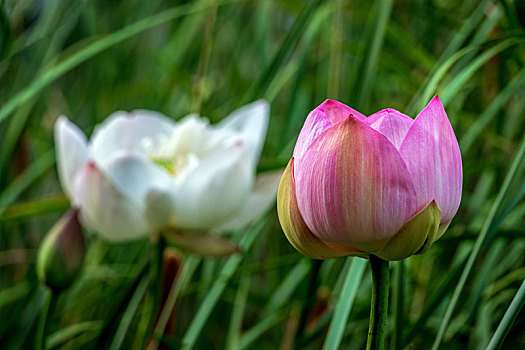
[293,100,366,161]
[399,96,462,228]
[294,115,418,248]
[55,117,89,198]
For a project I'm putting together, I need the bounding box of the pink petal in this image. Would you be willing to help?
[399,96,462,226]
[293,100,366,161]
[367,109,414,149]
[294,115,418,248]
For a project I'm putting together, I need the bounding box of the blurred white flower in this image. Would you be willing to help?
[55,101,281,241]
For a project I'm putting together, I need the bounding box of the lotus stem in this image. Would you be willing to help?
[366,255,390,350]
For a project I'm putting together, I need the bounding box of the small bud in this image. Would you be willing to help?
[37,208,86,291]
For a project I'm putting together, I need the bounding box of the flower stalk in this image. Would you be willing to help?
[366,255,390,350]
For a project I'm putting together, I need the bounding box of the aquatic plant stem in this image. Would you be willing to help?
[366,255,390,350]
[35,287,56,350]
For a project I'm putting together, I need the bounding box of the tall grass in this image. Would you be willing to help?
[1,0,525,349]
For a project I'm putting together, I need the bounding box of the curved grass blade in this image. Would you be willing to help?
[150,256,200,350]
[262,257,310,317]
[406,0,492,114]
[0,0,241,125]
[0,150,55,213]
[181,218,268,350]
[0,195,69,223]
[323,257,367,350]
[352,0,393,110]
[226,274,250,350]
[486,278,525,350]
[440,39,522,104]
[46,321,103,350]
[242,0,322,103]
[109,276,149,350]
[422,38,521,109]
[431,134,525,350]
[460,66,525,153]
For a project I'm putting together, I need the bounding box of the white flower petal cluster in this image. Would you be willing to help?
[55,101,280,241]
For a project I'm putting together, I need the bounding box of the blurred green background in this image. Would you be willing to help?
[1,0,525,349]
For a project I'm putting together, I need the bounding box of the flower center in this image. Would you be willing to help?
[141,115,241,177]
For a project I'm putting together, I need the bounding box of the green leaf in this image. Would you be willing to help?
[431,133,525,350]
[181,218,268,350]
[486,278,525,350]
[323,257,367,350]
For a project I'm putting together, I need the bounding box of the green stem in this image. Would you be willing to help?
[392,260,404,350]
[143,238,165,347]
[35,287,55,350]
[366,255,390,350]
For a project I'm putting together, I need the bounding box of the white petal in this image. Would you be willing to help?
[218,169,283,231]
[102,153,177,230]
[173,144,254,229]
[103,153,175,208]
[217,100,269,164]
[90,110,175,167]
[72,162,150,241]
[54,116,89,198]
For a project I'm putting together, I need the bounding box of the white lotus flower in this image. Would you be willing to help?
[55,101,281,241]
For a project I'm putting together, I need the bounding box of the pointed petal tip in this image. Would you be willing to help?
[56,115,69,126]
[426,95,445,110]
[318,99,351,112]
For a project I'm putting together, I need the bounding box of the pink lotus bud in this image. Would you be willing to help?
[277,96,462,260]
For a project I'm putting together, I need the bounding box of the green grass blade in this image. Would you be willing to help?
[353,0,393,110]
[391,260,404,350]
[460,66,525,152]
[323,257,367,350]
[440,39,521,104]
[239,309,290,350]
[109,276,149,350]
[420,38,521,110]
[181,218,268,350]
[0,195,68,223]
[406,0,491,114]
[0,0,239,125]
[262,257,310,317]
[47,321,103,350]
[226,274,250,350]
[242,0,322,103]
[0,150,55,213]
[151,256,200,348]
[431,134,525,350]
[486,278,525,350]
[403,250,469,343]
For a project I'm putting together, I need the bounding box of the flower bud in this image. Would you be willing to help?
[278,97,462,260]
[37,208,86,290]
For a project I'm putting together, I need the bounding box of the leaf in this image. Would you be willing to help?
[162,229,241,258]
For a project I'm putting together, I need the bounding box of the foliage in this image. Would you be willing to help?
[1,0,525,349]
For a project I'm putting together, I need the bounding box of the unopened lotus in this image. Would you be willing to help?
[278,96,462,260]
[55,101,280,241]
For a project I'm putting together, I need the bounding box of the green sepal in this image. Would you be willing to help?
[374,200,441,261]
